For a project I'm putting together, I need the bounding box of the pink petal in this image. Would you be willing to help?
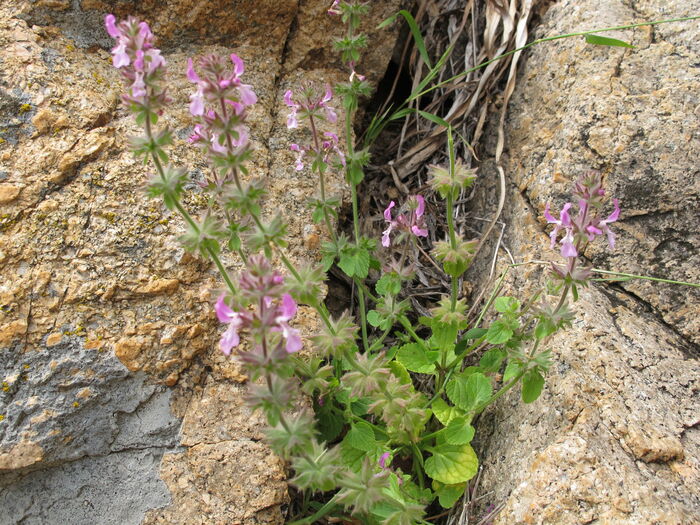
[284,90,295,107]
[230,53,245,76]
[604,198,620,224]
[215,294,235,323]
[324,107,337,123]
[104,14,120,38]
[381,224,393,247]
[112,44,130,68]
[560,202,573,227]
[323,84,333,103]
[544,202,557,223]
[605,227,616,250]
[415,194,425,217]
[379,452,391,469]
[133,49,145,71]
[186,58,200,83]
[282,324,302,353]
[280,293,297,320]
[189,90,204,116]
[383,201,395,222]
[220,323,240,355]
[411,225,428,237]
[239,84,257,106]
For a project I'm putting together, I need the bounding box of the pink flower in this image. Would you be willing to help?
[585,198,620,249]
[290,144,305,171]
[274,294,302,353]
[328,0,342,15]
[378,452,391,469]
[382,195,429,247]
[284,90,299,129]
[215,294,245,355]
[104,14,120,38]
[544,202,577,257]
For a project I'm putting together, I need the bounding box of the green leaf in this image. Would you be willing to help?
[446,372,491,412]
[417,109,450,128]
[367,310,382,327]
[346,421,376,452]
[378,10,432,69]
[535,317,557,339]
[503,360,523,382]
[479,348,506,373]
[494,296,520,313]
[435,482,466,509]
[316,403,344,443]
[338,246,370,278]
[425,444,478,484]
[389,360,412,385]
[444,416,475,445]
[522,369,544,404]
[430,321,459,352]
[485,320,514,344]
[431,397,463,426]
[585,34,634,48]
[376,273,401,296]
[463,327,487,340]
[396,343,438,374]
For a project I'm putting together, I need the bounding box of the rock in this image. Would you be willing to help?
[469,0,700,522]
[0,0,402,523]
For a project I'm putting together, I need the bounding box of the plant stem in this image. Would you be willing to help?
[287,497,339,525]
[399,316,430,353]
[144,114,237,296]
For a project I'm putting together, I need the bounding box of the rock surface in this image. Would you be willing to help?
[470,0,700,523]
[0,0,400,524]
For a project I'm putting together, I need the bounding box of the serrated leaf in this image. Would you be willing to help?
[396,343,438,374]
[522,369,544,404]
[430,321,459,352]
[535,317,557,339]
[485,320,514,344]
[435,482,466,509]
[479,348,506,372]
[444,417,475,445]
[503,360,523,382]
[346,421,376,451]
[367,310,382,327]
[425,444,478,484]
[446,372,492,412]
[376,273,401,296]
[389,360,412,384]
[585,34,634,48]
[432,397,463,426]
[494,296,520,313]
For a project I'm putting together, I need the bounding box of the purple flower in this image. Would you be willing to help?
[284,85,337,129]
[284,90,300,129]
[328,0,342,15]
[544,202,577,257]
[382,195,429,247]
[215,294,245,355]
[274,294,303,353]
[104,15,168,108]
[378,452,391,469]
[290,144,305,171]
[288,133,344,172]
[585,198,620,249]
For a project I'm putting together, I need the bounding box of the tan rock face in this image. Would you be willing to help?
[470,0,700,523]
[0,0,401,523]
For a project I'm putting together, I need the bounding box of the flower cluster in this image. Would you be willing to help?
[215,255,302,356]
[104,14,168,110]
[186,54,256,160]
[290,132,345,171]
[544,171,620,259]
[382,195,428,247]
[285,84,337,129]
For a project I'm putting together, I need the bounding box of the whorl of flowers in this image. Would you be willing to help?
[104,14,168,110]
[382,195,429,247]
[545,171,620,260]
[215,255,302,356]
[186,54,257,158]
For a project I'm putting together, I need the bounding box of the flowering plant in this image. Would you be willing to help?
[105,4,628,523]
